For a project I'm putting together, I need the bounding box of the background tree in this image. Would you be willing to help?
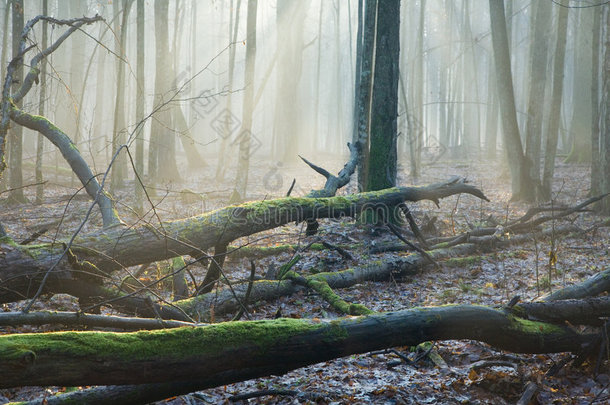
[488,0,536,201]
[134,0,145,213]
[272,0,307,163]
[35,0,48,205]
[542,0,569,199]
[111,0,133,192]
[524,0,551,184]
[596,4,610,215]
[149,0,180,182]
[8,0,25,203]
[230,0,258,203]
[353,0,376,192]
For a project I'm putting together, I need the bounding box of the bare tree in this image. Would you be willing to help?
[8,0,26,203]
[230,0,258,202]
[488,0,536,201]
[365,0,400,192]
[542,0,569,200]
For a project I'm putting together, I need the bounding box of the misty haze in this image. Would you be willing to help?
[0,0,609,403]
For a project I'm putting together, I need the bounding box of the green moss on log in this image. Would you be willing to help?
[0,319,325,363]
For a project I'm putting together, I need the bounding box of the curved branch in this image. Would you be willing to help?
[12,15,104,104]
[0,15,103,177]
[9,106,120,227]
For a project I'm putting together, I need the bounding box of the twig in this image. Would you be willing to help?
[229,389,298,402]
[516,381,538,405]
[387,223,437,267]
[0,310,196,330]
[286,178,296,197]
[232,261,256,321]
[398,202,429,249]
[321,240,354,261]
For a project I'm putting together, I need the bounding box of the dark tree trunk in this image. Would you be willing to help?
[0,305,595,389]
[488,0,535,201]
[365,0,399,192]
[355,0,376,191]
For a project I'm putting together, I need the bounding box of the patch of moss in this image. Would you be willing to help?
[0,319,326,363]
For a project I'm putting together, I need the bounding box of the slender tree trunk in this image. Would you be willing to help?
[410,0,425,178]
[565,8,593,163]
[171,1,205,170]
[524,0,551,182]
[332,1,344,155]
[273,0,307,162]
[365,0,399,192]
[35,0,49,205]
[542,0,569,199]
[134,0,145,213]
[488,0,535,201]
[355,0,376,191]
[312,1,324,158]
[150,0,180,183]
[591,9,601,197]
[230,0,257,203]
[8,0,25,203]
[0,0,9,85]
[111,0,133,192]
[215,0,241,181]
[68,1,86,147]
[485,58,498,159]
[597,5,610,215]
[93,21,108,169]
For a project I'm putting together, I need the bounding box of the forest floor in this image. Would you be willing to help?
[0,155,609,404]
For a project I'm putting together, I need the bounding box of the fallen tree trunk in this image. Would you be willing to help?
[73,177,487,271]
[0,305,595,389]
[173,224,582,321]
[0,178,487,305]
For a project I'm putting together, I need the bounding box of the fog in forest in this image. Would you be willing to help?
[0,0,605,203]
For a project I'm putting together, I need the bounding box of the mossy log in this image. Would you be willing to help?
[72,177,487,271]
[174,255,419,321]
[0,178,486,306]
[0,305,595,390]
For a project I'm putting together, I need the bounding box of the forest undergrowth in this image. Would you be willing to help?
[0,156,608,404]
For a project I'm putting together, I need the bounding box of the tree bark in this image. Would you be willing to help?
[597,5,610,215]
[365,0,399,192]
[0,178,488,304]
[488,0,535,201]
[230,0,258,202]
[354,0,376,191]
[541,0,569,200]
[0,304,595,389]
[110,0,133,192]
[524,0,551,182]
[8,0,25,203]
[35,0,48,205]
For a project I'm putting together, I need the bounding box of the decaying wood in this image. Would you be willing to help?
[0,304,596,389]
[0,311,195,330]
[0,178,487,308]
